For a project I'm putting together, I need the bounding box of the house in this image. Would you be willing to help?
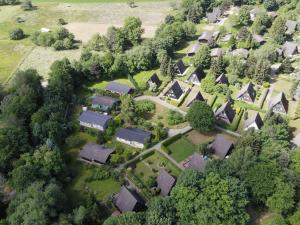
[244,113,263,131]
[250,8,261,21]
[252,34,265,45]
[198,31,213,43]
[269,92,289,114]
[105,82,134,95]
[147,73,161,89]
[211,48,222,58]
[187,43,200,56]
[116,128,151,149]
[174,59,188,76]
[236,82,256,103]
[215,73,228,85]
[79,110,112,131]
[271,63,282,75]
[282,42,298,58]
[186,153,208,172]
[232,48,249,59]
[116,186,144,213]
[207,7,221,23]
[80,143,114,164]
[164,81,184,100]
[211,135,234,160]
[186,66,205,85]
[186,91,205,107]
[285,20,297,34]
[156,169,176,197]
[215,101,236,124]
[91,95,119,112]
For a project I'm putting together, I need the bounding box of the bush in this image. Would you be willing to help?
[58,18,67,25]
[21,0,33,10]
[167,110,185,125]
[9,28,25,40]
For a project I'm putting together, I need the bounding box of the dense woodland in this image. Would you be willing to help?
[0,0,300,224]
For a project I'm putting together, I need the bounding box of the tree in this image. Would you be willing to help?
[120,94,136,125]
[210,55,225,77]
[123,17,144,46]
[193,44,211,68]
[186,101,215,132]
[226,56,245,84]
[264,0,278,11]
[103,212,144,225]
[9,28,25,40]
[201,74,215,94]
[251,13,272,34]
[269,17,286,44]
[181,21,197,39]
[21,0,33,10]
[167,110,185,125]
[260,214,287,225]
[289,205,300,225]
[238,6,251,26]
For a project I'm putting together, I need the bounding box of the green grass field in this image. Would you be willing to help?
[33,0,168,2]
[166,137,197,162]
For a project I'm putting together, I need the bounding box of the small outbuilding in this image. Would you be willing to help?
[156,169,176,197]
[80,143,114,164]
[215,101,236,124]
[207,7,221,23]
[252,34,265,45]
[116,128,151,149]
[105,82,134,95]
[244,112,263,131]
[232,48,249,59]
[116,186,144,213]
[236,82,256,103]
[269,92,289,114]
[211,135,234,160]
[79,110,112,131]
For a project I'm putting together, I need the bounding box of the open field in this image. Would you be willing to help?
[33,0,170,3]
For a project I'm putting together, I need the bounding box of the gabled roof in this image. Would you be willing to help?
[285,20,297,33]
[105,82,133,95]
[237,82,256,102]
[232,48,249,59]
[207,7,221,23]
[116,128,151,144]
[215,73,228,84]
[198,31,213,42]
[186,91,205,107]
[187,153,208,172]
[269,92,289,113]
[187,66,205,82]
[215,101,235,123]
[282,42,298,57]
[80,143,114,164]
[211,135,234,160]
[165,81,184,100]
[116,186,142,213]
[250,8,261,17]
[244,112,263,130]
[148,73,161,86]
[211,48,222,57]
[187,43,200,55]
[175,59,187,75]
[252,34,265,44]
[156,169,176,197]
[79,110,112,127]
[92,95,119,107]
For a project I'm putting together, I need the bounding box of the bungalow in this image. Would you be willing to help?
[215,73,228,85]
[198,31,213,43]
[156,169,176,197]
[244,113,263,131]
[232,48,249,59]
[250,8,261,21]
[186,153,208,172]
[187,43,200,57]
[174,59,188,76]
[164,81,184,100]
[269,92,289,114]
[285,20,297,34]
[236,82,256,103]
[186,66,205,85]
[211,135,234,160]
[252,34,265,45]
[186,91,205,108]
[147,73,161,89]
[79,110,112,131]
[105,82,134,95]
[80,143,114,164]
[116,186,144,213]
[211,48,222,58]
[207,7,221,23]
[116,128,151,149]
[91,95,119,112]
[215,101,236,124]
[282,42,298,58]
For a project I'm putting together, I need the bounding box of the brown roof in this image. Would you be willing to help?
[116,186,143,213]
[282,42,298,57]
[187,44,200,55]
[198,31,213,42]
[252,34,265,44]
[211,135,233,160]
[80,143,114,164]
[187,153,208,172]
[211,48,222,57]
[156,169,176,197]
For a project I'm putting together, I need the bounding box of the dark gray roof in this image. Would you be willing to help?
[244,112,263,129]
[80,143,114,164]
[105,82,133,94]
[187,44,200,55]
[116,186,141,212]
[215,73,228,84]
[211,48,222,57]
[165,81,184,100]
[175,59,188,74]
[215,101,236,123]
[92,95,119,107]
[186,91,205,107]
[282,42,298,57]
[156,169,176,197]
[237,82,256,102]
[188,66,205,82]
[79,110,112,127]
[198,31,213,42]
[187,153,208,172]
[207,7,221,23]
[286,20,297,33]
[252,34,265,44]
[148,73,161,86]
[269,92,289,112]
[116,128,151,144]
[212,135,233,160]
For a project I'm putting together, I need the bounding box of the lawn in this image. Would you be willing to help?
[90,78,132,91]
[166,137,198,162]
[133,69,167,90]
[33,0,168,2]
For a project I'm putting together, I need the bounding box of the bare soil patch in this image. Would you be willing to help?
[186,130,237,145]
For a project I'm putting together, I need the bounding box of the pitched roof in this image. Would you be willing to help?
[237,82,256,102]
[116,128,151,144]
[215,73,228,84]
[244,112,263,129]
[80,143,114,164]
[215,101,235,123]
[116,186,141,212]
[252,34,265,44]
[211,48,222,57]
[186,91,205,107]
[156,169,176,197]
[282,42,298,57]
[175,59,188,74]
[148,73,161,86]
[92,95,119,107]
[250,8,261,17]
[211,135,233,160]
[269,92,289,112]
[187,153,208,172]
[187,66,205,82]
[285,20,297,33]
[105,82,133,94]
[79,110,112,127]
[187,43,200,55]
[165,81,184,99]
[198,31,213,42]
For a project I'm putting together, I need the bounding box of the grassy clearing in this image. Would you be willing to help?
[90,78,132,90]
[166,137,197,162]
[33,0,169,3]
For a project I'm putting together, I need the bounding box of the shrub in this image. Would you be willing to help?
[167,110,185,125]
[21,0,33,10]
[58,18,67,25]
[9,28,25,40]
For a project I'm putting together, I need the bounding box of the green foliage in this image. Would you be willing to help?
[201,74,215,94]
[103,212,144,225]
[167,110,185,125]
[269,17,286,44]
[123,17,144,46]
[20,0,33,10]
[238,6,251,26]
[289,205,300,225]
[226,56,245,84]
[260,214,287,225]
[193,44,211,68]
[120,94,136,125]
[210,55,225,77]
[9,28,25,40]
[264,0,278,11]
[136,100,155,115]
[251,12,272,34]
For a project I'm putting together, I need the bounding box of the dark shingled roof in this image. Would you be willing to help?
[215,73,228,84]
[187,153,208,172]
[156,169,176,197]
[207,7,221,23]
[116,128,151,144]
[165,81,184,100]
[80,143,114,164]
[244,112,263,130]
[212,135,234,160]
[187,66,206,83]
[282,42,298,57]
[175,59,188,75]
[269,92,289,113]
[92,95,119,107]
[116,186,142,213]
[215,101,236,123]
[105,82,133,95]
[148,73,161,87]
[237,82,256,102]
[198,31,213,42]
[186,91,205,107]
[79,110,112,127]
